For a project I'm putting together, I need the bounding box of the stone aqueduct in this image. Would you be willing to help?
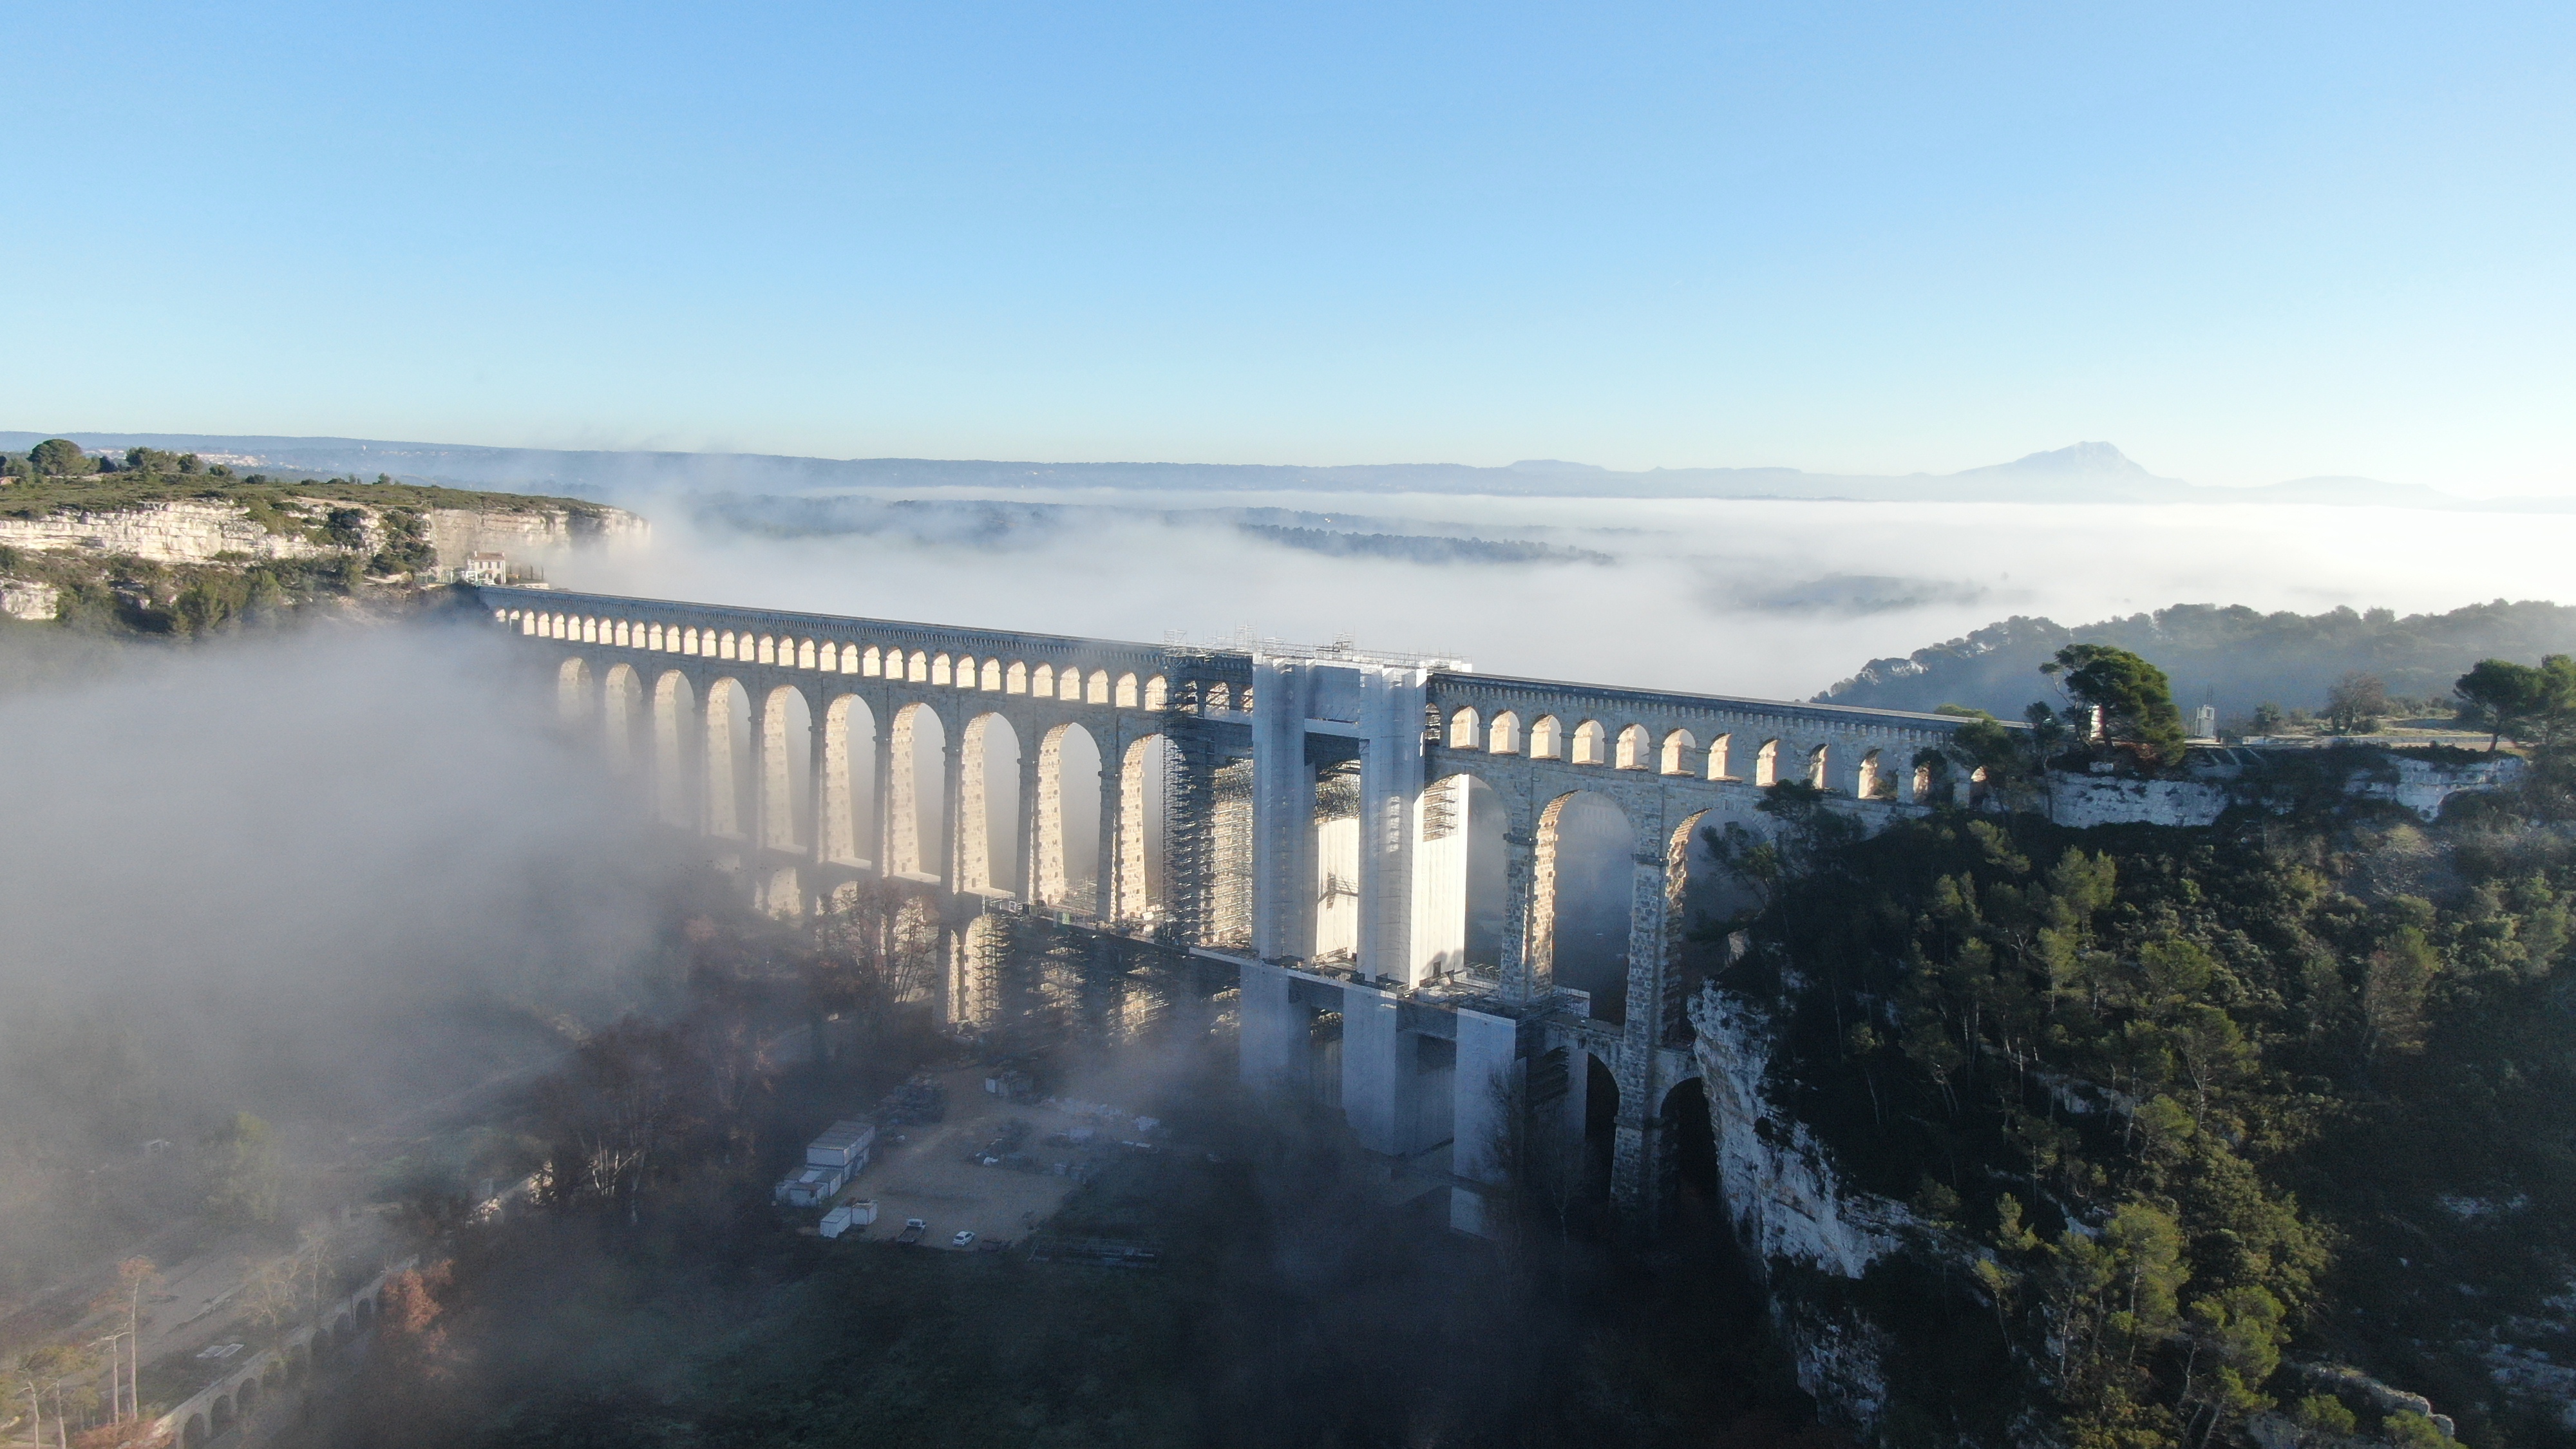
[485,584,1993,1220]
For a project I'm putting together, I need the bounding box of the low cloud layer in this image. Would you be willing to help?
[556,486,2576,701]
[0,621,687,1133]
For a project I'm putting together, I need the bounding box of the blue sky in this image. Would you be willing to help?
[3,1,2568,490]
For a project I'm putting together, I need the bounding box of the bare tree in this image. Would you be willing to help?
[2325,671,2390,735]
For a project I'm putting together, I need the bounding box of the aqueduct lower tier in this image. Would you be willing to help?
[484,585,1993,1223]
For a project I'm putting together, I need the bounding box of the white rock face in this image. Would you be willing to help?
[1690,982,1915,1428]
[1,580,59,620]
[2047,774,2233,828]
[0,499,325,563]
[1689,983,1908,1279]
[0,497,646,569]
[420,506,650,563]
[2043,752,2520,829]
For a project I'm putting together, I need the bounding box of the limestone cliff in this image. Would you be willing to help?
[1689,981,1915,1432]
[0,495,645,570]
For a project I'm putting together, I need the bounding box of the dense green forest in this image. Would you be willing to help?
[1712,749,2576,1447]
[1817,601,2576,730]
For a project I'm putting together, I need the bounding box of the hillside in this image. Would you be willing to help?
[0,449,644,636]
[1815,600,2576,727]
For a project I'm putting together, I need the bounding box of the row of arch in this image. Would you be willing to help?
[175,1289,380,1448]
[505,608,1180,710]
[1441,705,1957,802]
[562,658,1171,917]
[1555,1051,1719,1232]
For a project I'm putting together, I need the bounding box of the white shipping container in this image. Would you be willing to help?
[806,1119,877,1170]
[819,1206,858,1239]
[846,1199,879,1226]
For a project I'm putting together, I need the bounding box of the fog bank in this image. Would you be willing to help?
[554,489,2576,700]
[0,621,688,1135]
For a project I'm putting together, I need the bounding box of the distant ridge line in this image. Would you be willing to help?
[2,432,2550,512]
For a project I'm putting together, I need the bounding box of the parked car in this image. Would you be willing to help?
[895,1218,927,1245]
[951,1230,976,1249]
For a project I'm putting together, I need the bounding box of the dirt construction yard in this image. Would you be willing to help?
[828,1066,1144,1251]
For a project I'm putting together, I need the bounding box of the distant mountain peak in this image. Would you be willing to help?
[1968,441,2164,480]
[1505,459,1607,473]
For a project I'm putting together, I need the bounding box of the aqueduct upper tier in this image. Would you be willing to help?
[479,583,2002,1221]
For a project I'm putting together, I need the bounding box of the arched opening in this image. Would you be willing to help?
[211,1393,235,1435]
[1752,739,1779,787]
[822,695,878,866]
[236,1375,261,1416]
[1313,746,1365,963]
[1707,732,1733,781]
[1571,719,1607,765]
[1488,711,1520,754]
[888,704,949,882]
[1115,672,1139,708]
[1118,734,1173,920]
[1806,743,1830,790]
[603,663,644,774]
[653,672,699,829]
[1086,670,1110,704]
[185,1414,209,1449]
[1447,707,1481,749]
[355,1296,373,1330]
[1857,747,1889,800]
[1144,675,1168,710]
[1036,723,1103,907]
[1419,773,1508,981]
[1530,715,1563,759]
[1661,1077,1721,1230]
[1616,724,1650,770]
[1660,728,1695,775]
[759,865,803,916]
[761,686,814,851]
[556,657,593,724]
[960,714,1024,895]
[704,679,755,838]
[1537,791,1636,1021]
[1582,1053,1620,1217]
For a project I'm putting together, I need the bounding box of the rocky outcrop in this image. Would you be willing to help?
[1,580,58,620]
[2041,748,2521,829]
[419,504,648,563]
[0,498,320,564]
[0,497,645,569]
[1690,985,1908,1278]
[1690,982,1915,1431]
